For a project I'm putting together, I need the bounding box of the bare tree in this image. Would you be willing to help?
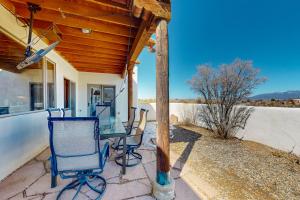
[188,59,266,139]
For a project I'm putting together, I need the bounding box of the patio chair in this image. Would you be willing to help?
[122,107,137,129]
[112,107,137,150]
[47,108,62,118]
[61,108,72,117]
[115,109,148,167]
[48,117,109,200]
[122,107,137,132]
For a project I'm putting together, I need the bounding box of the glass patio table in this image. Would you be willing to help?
[99,117,127,174]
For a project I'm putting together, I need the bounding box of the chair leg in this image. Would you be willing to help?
[56,179,80,200]
[86,175,106,200]
[56,175,106,200]
[131,150,142,160]
[51,175,57,188]
[115,148,142,167]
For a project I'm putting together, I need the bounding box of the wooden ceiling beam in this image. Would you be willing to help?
[0,0,15,13]
[0,55,24,61]
[13,3,137,37]
[50,35,129,52]
[71,61,124,68]
[10,0,139,27]
[68,59,124,66]
[133,0,171,21]
[121,0,171,76]
[40,24,131,45]
[56,49,126,61]
[126,14,157,73]
[76,68,122,74]
[0,49,25,56]
[85,0,130,13]
[56,43,127,56]
[65,56,125,65]
[73,62,124,69]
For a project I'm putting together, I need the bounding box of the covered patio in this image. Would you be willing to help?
[0,123,200,200]
[0,0,178,199]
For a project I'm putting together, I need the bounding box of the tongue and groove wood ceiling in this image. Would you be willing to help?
[1,0,168,75]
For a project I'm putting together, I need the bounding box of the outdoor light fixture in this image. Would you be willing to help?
[16,3,60,70]
[81,28,92,34]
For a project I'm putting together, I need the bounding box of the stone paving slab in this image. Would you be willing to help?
[0,162,45,200]
[25,173,70,196]
[174,178,201,200]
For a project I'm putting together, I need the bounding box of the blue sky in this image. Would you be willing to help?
[138,0,300,99]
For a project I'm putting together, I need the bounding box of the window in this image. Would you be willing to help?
[0,55,44,114]
[47,60,56,108]
[0,31,56,116]
[64,78,70,109]
[64,78,76,116]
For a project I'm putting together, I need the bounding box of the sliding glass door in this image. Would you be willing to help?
[87,84,115,117]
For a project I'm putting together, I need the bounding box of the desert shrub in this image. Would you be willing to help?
[189,59,266,139]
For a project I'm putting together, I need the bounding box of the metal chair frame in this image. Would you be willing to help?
[112,107,136,150]
[47,108,62,118]
[61,108,72,117]
[48,117,109,200]
[115,109,148,167]
[122,107,137,132]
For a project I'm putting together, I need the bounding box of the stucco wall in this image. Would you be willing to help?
[0,112,48,181]
[0,5,78,180]
[139,103,300,156]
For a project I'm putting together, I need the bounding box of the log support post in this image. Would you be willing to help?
[153,19,175,200]
[128,67,133,120]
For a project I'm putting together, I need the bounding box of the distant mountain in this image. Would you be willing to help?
[251,90,300,100]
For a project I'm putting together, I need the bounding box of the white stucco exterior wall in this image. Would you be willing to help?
[77,72,128,120]
[77,66,138,121]
[0,5,79,180]
[139,103,300,156]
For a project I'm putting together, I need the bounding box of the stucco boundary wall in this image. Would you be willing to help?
[139,103,300,156]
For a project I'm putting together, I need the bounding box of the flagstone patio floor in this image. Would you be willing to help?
[0,122,201,200]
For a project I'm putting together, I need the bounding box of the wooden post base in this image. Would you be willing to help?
[153,176,175,200]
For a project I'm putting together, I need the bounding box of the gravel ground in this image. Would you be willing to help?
[170,125,300,200]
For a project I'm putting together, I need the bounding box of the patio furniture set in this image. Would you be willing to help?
[46,106,148,200]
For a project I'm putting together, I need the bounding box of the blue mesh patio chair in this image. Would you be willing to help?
[61,108,72,117]
[112,107,136,150]
[47,108,62,118]
[115,109,148,167]
[48,117,109,200]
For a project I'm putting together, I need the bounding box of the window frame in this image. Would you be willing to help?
[0,55,57,118]
[45,58,57,109]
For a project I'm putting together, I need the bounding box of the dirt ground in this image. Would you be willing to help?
[170,125,300,200]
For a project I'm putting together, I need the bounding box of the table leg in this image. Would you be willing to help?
[122,135,127,174]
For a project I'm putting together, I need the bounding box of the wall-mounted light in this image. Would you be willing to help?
[0,69,2,72]
[81,28,92,34]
